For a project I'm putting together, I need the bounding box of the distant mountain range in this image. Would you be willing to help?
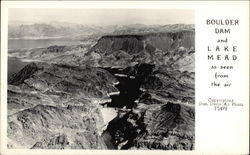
[8,21,194,39]
[8,23,104,39]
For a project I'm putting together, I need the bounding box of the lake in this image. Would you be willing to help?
[8,38,82,78]
[8,38,81,50]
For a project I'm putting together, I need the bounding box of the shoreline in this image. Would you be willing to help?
[8,39,83,51]
[8,56,43,63]
[9,36,70,40]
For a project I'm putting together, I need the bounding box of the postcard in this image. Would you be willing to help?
[1,1,249,155]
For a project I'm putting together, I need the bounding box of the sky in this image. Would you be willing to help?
[9,9,194,25]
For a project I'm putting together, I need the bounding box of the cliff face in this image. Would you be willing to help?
[93,31,194,53]
[7,62,119,149]
[91,31,194,69]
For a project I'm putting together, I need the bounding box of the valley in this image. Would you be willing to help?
[7,23,195,150]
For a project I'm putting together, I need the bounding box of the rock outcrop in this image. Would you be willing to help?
[7,62,119,149]
[91,30,194,69]
[8,104,106,149]
[105,102,194,150]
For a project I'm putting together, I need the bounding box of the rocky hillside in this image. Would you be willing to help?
[7,62,119,149]
[8,104,106,149]
[106,102,194,150]
[90,30,194,69]
[8,40,97,67]
[100,63,194,150]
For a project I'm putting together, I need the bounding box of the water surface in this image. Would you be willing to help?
[8,39,80,50]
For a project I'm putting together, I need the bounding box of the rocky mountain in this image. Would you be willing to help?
[7,62,119,149]
[100,62,194,150]
[8,104,107,149]
[8,42,96,67]
[8,24,195,150]
[90,30,194,69]
[106,102,194,150]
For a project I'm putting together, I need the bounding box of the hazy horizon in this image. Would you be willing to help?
[9,9,194,26]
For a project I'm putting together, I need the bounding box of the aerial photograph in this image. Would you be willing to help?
[7,9,195,150]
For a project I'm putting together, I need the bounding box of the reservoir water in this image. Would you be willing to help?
[8,39,81,50]
[8,38,81,78]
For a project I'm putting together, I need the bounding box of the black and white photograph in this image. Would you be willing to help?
[7,8,195,150]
